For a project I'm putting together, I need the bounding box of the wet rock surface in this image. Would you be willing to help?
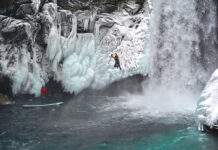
[0,94,15,105]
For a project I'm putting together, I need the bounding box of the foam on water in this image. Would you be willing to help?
[138,0,218,128]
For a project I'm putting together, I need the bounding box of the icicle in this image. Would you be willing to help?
[67,15,77,40]
[94,23,100,46]
[31,0,41,13]
[84,19,89,31]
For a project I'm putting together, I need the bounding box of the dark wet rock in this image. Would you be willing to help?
[58,9,74,37]
[1,17,31,44]
[0,4,17,17]
[0,7,7,15]
[202,124,218,134]
[16,3,35,18]
[15,0,32,5]
[0,15,40,46]
[58,0,143,14]
[75,10,96,33]
[82,74,147,96]
[38,3,57,43]
[0,94,15,105]
[0,76,13,96]
[0,0,15,9]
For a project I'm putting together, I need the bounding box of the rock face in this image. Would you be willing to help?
[0,0,151,96]
[59,0,135,14]
[0,93,15,105]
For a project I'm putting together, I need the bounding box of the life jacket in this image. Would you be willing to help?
[41,88,48,94]
[115,54,119,60]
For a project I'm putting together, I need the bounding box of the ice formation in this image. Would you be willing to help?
[47,25,96,94]
[1,1,218,134]
[196,69,218,131]
[0,0,151,96]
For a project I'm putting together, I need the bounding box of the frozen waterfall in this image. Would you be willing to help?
[0,0,153,96]
[46,25,96,94]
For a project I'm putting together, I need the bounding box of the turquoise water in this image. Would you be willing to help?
[84,127,216,150]
[0,95,218,150]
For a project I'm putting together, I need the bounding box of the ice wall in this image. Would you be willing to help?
[46,25,96,94]
[46,1,151,92]
[43,0,152,94]
[0,0,151,96]
[92,1,151,88]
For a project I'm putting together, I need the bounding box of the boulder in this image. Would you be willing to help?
[58,9,74,37]
[0,94,15,105]
[0,16,32,44]
[16,0,41,19]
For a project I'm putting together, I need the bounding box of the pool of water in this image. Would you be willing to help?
[0,94,217,150]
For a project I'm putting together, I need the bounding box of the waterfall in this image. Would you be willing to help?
[147,0,218,92]
[124,0,218,121]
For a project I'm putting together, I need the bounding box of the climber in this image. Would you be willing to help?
[111,53,121,70]
[41,87,48,95]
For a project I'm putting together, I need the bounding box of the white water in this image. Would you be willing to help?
[119,0,218,123]
[149,0,199,90]
[122,86,197,121]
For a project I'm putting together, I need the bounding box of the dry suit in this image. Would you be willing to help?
[111,54,121,70]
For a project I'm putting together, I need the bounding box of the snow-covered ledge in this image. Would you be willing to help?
[196,69,218,131]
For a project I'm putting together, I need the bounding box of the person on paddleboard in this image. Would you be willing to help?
[41,87,48,95]
[111,53,121,70]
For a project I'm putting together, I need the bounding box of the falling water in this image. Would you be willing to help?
[148,0,218,92]
[123,0,218,124]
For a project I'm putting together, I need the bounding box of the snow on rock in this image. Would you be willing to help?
[0,0,151,96]
[31,0,41,13]
[196,69,218,131]
[76,10,96,32]
[0,15,34,43]
[92,13,150,88]
[15,0,40,18]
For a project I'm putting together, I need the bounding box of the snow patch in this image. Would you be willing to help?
[196,69,218,130]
